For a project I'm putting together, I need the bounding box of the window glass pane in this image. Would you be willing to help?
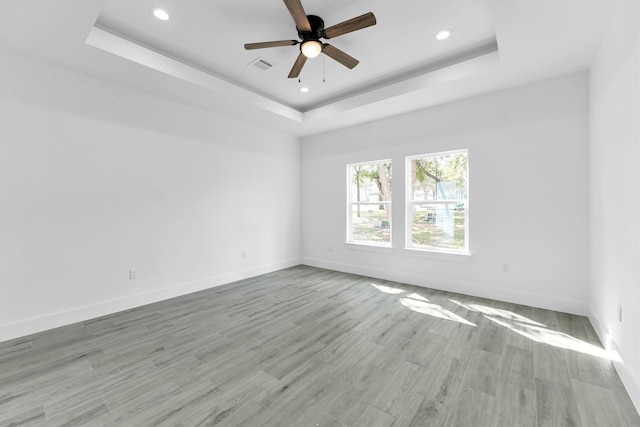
[350,162,392,203]
[411,153,467,201]
[350,204,391,244]
[410,203,466,250]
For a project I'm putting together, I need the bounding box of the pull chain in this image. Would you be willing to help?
[322,54,326,83]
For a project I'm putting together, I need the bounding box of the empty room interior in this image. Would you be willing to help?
[1,0,639,425]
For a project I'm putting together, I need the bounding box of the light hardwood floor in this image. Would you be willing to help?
[0,266,638,426]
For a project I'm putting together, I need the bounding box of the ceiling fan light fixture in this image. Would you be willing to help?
[151,7,170,21]
[244,2,376,78]
[436,28,453,41]
[301,40,322,58]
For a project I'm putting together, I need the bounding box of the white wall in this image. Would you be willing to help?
[0,50,301,342]
[588,0,640,412]
[302,73,590,315]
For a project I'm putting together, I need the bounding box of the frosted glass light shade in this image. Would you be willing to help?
[301,40,322,58]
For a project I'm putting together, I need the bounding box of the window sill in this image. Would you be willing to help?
[402,248,471,262]
[344,242,394,253]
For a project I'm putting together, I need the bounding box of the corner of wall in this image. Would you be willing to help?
[588,307,640,415]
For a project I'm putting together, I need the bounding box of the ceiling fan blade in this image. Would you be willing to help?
[288,52,308,78]
[283,0,311,31]
[323,12,376,39]
[322,44,359,69]
[244,40,299,50]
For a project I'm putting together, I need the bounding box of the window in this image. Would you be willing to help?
[347,160,392,246]
[407,150,468,253]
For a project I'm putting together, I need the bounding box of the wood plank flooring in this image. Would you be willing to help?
[0,266,638,426]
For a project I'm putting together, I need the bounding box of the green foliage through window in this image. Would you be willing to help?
[348,160,392,246]
[408,150,468,252]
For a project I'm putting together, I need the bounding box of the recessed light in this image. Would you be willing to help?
[436,29,453,41]
[151,7,170,21]
[300,87,309,93]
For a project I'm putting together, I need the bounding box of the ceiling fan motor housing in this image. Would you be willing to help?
[298,15,325,41]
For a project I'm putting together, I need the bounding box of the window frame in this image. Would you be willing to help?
[346,159,393,247]
[405,149,469,254]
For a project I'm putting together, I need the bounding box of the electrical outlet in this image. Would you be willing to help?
[501,263,510,273]
[242,249,248,259]
[618,304,623,323]
[129,268,138,280]
[328,245,334,253]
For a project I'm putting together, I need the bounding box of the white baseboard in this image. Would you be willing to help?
[0,258,301,343]
[588,310,640,415]
[302,257,589,315]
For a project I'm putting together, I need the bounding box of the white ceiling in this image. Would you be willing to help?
[0,0,616,137]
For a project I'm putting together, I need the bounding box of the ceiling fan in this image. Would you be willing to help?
[244,0,376,78]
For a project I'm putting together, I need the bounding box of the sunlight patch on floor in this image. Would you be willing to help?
[446,299,618,360]
[449,299,545,326]
[399,298,476,327]
[405,292,429,302]
[485,316,621,361]
[370,283,405,295]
